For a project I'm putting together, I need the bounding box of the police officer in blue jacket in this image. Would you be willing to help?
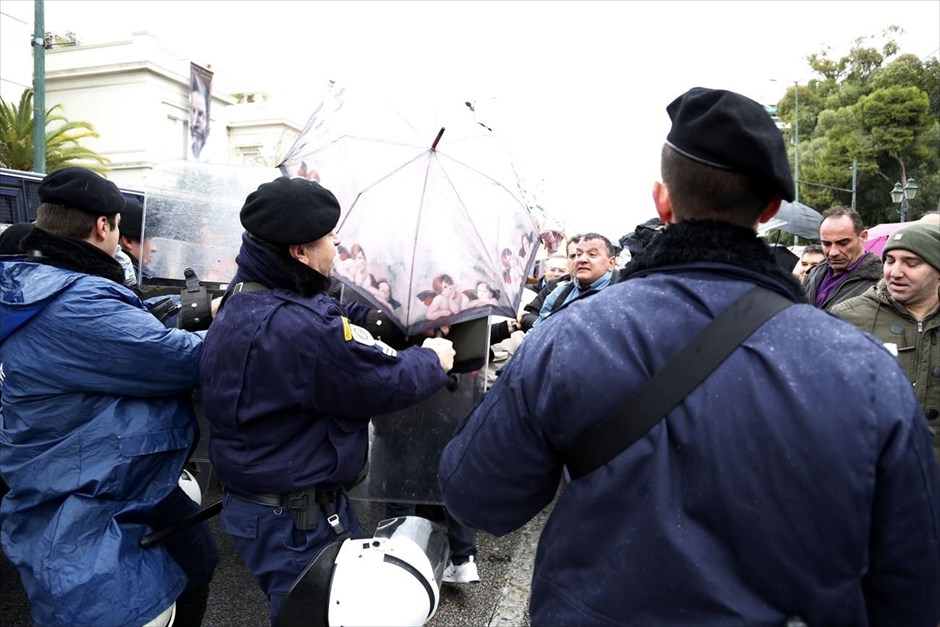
[439,88,940,625]
[0,167,217,626]
[199,176,455,624]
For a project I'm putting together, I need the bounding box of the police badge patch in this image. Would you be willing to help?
[346,322,398,358]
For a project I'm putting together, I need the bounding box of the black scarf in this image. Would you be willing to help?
[624,220,807,303]
[232,232,331,297]
[20,227,125,285]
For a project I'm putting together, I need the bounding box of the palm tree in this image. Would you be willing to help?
[0,89,109,172]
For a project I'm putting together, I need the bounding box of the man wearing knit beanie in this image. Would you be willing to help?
[832,221,940,463]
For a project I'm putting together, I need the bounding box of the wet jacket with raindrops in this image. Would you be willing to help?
[439,221,940,626]
[0,259,214,626]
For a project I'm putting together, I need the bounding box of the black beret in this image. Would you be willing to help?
[38,167,125,216]
[666,87,795,202]
[240,177,341,246]
[120,197,144,238]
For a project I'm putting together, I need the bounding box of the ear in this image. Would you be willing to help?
[288,243,308,264]
[92,216,111,242]
[757,197,783,224]
[859,229,868,244]
[652,181,674,224]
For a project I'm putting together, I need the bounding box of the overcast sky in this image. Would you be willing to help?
[2,0,938,240]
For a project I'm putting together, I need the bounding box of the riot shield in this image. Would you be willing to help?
[349,322,489,505]
[141,160,276,288]
[142,161,277,495]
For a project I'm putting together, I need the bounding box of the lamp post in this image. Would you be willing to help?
[890,178,919,222]
[793,82,799,203]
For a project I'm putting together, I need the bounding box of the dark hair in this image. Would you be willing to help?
[821,206,865,234]
[36,202,116,238]
[578,232,616,257]
[802,244,824,256]
[661,145,772,228]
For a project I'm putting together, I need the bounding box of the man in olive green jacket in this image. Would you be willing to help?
[832,222,940,463]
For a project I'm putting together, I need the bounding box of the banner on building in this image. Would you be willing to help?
[188,63,213,161]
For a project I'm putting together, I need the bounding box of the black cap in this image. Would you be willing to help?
[0,222,35,254]
[38,167,125,216]
[120,197,144,238]
[240,177,341,246]
[666,87,795,202]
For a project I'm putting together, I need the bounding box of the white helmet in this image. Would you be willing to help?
[142,603,175,627]
[178,468,202,505]
[278,516,450,627]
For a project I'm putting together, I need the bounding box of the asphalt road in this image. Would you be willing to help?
[0,477,551,627]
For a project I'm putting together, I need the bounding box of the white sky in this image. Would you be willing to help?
[2,0,938,241]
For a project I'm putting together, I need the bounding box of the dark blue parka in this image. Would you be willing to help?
[440,222,940,626]
[200,234,449,495]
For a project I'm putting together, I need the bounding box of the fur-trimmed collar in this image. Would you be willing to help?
[624,220,807,302]
[20,227,125,284]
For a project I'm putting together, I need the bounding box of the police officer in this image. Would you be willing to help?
[0,167,217,626]
[199,176,455,624]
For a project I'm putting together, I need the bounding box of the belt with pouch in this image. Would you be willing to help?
[222,485,345,535]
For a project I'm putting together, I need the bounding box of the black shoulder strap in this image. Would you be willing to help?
[563,286,793,480]
[217,281,269,312]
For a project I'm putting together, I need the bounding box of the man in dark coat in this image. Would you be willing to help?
[439,87,940,625]
[199,176,455,624]
[804,206,882,310]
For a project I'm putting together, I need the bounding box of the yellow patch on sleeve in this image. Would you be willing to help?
[341,316,352,341]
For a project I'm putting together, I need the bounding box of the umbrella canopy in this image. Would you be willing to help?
[278,83,539,335]
[758,200,823,240]
[864,220,917,258]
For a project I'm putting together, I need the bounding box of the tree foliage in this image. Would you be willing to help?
[0,89,110,172]
[777,27,939,229]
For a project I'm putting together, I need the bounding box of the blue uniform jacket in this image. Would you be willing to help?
[440,261,940,626]
[0,260,213,626]
[200,287,449,495]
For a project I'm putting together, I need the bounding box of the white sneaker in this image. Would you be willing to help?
[442,555,480,584]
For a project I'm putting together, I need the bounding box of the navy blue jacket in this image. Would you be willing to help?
[440,222,940,626]
[200,236,449,494]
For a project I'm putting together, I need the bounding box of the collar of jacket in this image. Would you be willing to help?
[232,232,330,297]
[870,279,940,324]
[20,226,125,285]
[623,219,807,303]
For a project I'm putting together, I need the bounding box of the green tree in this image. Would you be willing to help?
[778,29,940,228]
[0,88,110,172]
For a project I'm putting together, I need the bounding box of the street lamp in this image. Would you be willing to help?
[890,178,918,222]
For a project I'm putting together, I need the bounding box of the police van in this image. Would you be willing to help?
[0,166,144,229]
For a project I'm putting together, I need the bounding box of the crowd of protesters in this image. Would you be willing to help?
[1,85,939,627]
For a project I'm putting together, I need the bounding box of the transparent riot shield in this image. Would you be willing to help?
[141,160,277,288]
[142,161,277,495]
[349,319,489,506]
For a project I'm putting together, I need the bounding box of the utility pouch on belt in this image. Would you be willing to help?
[287,486,321,531]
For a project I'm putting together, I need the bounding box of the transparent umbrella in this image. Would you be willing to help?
[278,82,539,336]
[758,200,823,240]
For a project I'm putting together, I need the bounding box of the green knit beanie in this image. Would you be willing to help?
[882,222,940,273]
